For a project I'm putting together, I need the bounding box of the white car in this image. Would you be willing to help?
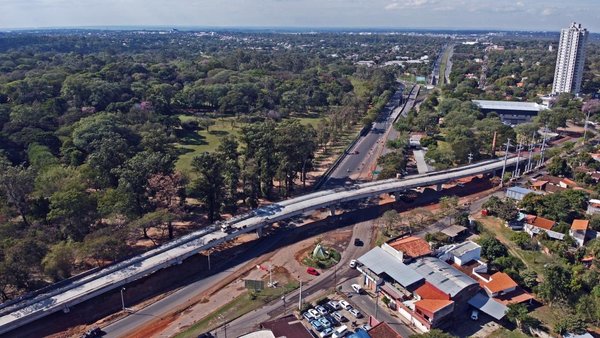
[351,284,363,294]
[349,260,357,268]
[308,308,321,319]
[316,305,328,316]
[339,300,352,310]
[328,300,341,310]
[349,308,363,318]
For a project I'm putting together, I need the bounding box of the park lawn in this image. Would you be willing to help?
[174,282,298,338]
[174,112,356,176]
[175,116,243,175]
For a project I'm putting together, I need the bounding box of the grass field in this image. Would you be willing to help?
[476,216,555,277]
[174,282,298,338]
[487,328,530,338]
[174,114,323,175]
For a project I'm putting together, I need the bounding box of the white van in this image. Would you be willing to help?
[332,325,348,338]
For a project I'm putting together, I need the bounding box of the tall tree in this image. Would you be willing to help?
[191,152,225,222]
[0,164,35,226]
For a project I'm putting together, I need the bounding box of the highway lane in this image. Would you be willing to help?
[323,84,404,188]
[0,156,523,335]
[380,84,418,158]
[101,229,290,337]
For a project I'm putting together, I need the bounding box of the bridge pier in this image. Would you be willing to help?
[435,183,443,192]
[328,206,336,216]
[62,306,70,314]
[256,226,264,238]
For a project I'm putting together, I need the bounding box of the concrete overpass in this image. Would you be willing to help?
[0,157,522,335]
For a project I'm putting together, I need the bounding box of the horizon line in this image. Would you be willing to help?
[0,24,573,34]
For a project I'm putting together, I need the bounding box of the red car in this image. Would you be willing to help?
[307,267,320,276]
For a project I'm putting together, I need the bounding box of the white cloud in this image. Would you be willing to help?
[385,0,440,11]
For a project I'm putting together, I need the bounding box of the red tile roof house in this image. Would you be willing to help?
[388,236,432,263]
[570,219,590,247]
[523,215,564,240]
[368,321,406,338]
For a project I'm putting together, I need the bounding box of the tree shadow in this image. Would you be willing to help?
[209,130,229,136]
[175,129,207,146]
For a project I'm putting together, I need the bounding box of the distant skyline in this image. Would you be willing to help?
[0,0,599,32]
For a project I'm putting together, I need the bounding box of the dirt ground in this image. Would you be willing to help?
[155,224,354,337]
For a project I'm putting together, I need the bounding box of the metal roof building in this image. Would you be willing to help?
[408,257,478,298]
[468,292,508,320]
[357,247,424,288]
[472,100,548,125]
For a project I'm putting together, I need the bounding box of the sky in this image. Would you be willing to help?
[0,0,599,32]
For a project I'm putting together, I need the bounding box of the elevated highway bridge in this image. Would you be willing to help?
[0,156,522,335]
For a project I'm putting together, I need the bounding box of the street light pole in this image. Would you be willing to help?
[298,279,303,311]
[281,295,287,315]
[120,287,126,312]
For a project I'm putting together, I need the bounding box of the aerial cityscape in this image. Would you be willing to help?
[0,2,599,338]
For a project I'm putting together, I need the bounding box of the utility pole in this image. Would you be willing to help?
[513,143,523,179]
[269,265,272,287]
[333,265,338,292]
[537,127,548,168]
[298,279,303,311]
[500,138,511,187]
[526,140,534,173]
[281,295,287,315]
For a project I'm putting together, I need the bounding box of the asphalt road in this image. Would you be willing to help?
[101,234,286,337]
[214,218,375,338]
[323,84,405,188]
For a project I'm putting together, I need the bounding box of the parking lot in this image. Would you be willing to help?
[299,291,372,338]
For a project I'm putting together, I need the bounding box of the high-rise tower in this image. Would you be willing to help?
[552,22,588,95]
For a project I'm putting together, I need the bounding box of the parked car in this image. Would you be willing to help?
[316,305,328,316]
[303,311,315,321]
[471,309,479,321]
[324,314,339,327]
[348,260,357,269]
[308,308,321,319]
[319,327,334,338]
[332,325,348,338]
[328,300,341,310]
[307,267,320,276]
[311,319,325,332]
[323,303,336,313]
[319,317,332,329]
[339,300,352,310]
[349,308,363,318]
[360,324,372,331]
[332,311,348,323]
[351,284,363,294]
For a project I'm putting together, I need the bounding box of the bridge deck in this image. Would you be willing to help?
[0,157,521,334]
